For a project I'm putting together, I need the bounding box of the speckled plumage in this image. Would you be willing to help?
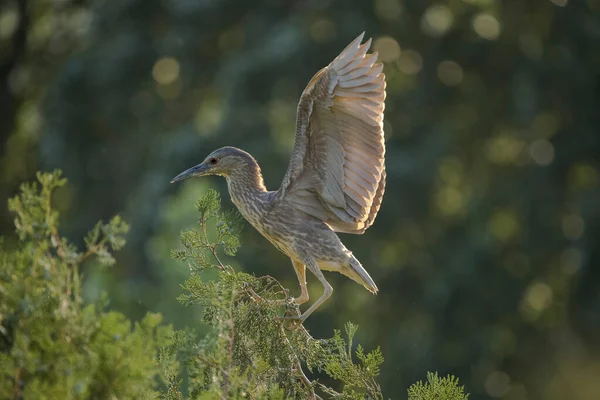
[172,33,386,321]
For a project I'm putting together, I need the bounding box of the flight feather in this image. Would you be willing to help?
[278,33,386,234]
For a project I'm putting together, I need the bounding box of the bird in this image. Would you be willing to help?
[171,33,386,322]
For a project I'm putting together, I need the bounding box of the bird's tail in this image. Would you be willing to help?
[344,256,378,294]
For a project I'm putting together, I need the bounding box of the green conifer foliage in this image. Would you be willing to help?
[1,173,470,399]
[162,189,386,399]
[407,372,469,400]
[0,171,173,399]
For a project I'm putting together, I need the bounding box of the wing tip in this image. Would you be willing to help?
[361,37,372,51]
[331,32,372,70]
[356,31,366,43]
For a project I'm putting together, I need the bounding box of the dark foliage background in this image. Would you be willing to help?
[1,0,599,398]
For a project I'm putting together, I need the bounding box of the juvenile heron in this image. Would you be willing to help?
[172,33,386,322]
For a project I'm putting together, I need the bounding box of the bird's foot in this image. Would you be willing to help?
[278,315,304,329]
[268,298,304,307]
[265,288,298,306]
[277,307,307,329]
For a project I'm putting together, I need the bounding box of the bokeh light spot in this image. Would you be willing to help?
[532,112,559,138]
[70,9,92,37]
[374,36,401,63]
[530,139,555,166]
[18,102,42,137]
[436,186,464,217]
[485,371,511,398]
[560,248,582,274]
[0,7,19,40]
[310,18,336,43]
[375,0,402,21]
[421,5,453,37]
[380,240,408,269]
[437,61,463,86]
[525,282,553,311]
[29,14,56,50]
[485,135,525,165]
[519,34,543,59]
[397,49,423,75]
[473,13,501,40]
[438,157,464,186]
[152,57,180,85]
[562,214,584,240]
[488,209,519,242]
[490,327,516,356]
[194,96,223,136]
[268,99,296,151]
[568,163,599,189]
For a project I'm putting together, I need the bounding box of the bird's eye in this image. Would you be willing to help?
[209,158,218,165]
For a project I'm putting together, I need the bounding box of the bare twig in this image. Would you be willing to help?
[13,367,21,400]
[200,218,226,270]
[209,245,226,270]
[293,359,320,400]
[277,321,316,397]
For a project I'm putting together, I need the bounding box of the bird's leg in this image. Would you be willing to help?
[266,260,308,306]
[281,257,332,323]
[292,260,309,305]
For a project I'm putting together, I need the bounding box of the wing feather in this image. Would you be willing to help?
[345,167,376,190]
[277,33,387,234]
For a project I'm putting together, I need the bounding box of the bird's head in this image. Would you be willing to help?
[170,147,256,183]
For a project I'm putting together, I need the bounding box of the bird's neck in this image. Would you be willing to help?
[226,162,269,223]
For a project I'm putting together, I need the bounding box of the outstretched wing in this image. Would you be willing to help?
[277,33,386,234]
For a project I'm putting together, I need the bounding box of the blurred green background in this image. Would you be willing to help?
[1,0,599,398]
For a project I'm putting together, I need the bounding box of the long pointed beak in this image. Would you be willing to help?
[170,163,210,183]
